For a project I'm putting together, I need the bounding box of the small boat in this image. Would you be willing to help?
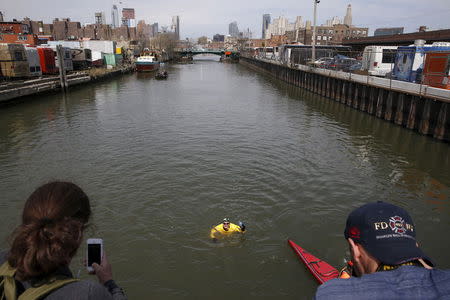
[155,71,168,79]
[288,239,340,284]
[136,55,160,72]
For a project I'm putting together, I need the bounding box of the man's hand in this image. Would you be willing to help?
[91,252,113,284]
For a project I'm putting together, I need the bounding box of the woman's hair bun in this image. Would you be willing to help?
[8,182,91,280]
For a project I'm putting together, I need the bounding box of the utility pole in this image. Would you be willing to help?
[311,0,320,64]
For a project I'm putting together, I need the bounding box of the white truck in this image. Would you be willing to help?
[361,46,398,77]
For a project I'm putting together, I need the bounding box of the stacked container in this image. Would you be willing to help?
[0,43,30,78]
[25,47,42,77]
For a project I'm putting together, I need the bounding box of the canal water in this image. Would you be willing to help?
[0,57,449,299]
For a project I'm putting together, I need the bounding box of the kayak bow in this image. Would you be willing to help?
[288,239,340,284]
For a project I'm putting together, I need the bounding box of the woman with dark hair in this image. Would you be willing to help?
[0,181,127,299]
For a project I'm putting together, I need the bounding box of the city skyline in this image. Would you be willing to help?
[3,0,450,39]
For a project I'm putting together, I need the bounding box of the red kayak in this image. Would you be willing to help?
[288,239,340,284]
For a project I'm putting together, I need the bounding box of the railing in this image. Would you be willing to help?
[241,48,450,102]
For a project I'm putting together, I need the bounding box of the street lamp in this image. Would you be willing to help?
[311,0,320,64]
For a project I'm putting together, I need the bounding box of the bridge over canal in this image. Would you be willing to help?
[175,49,240,60]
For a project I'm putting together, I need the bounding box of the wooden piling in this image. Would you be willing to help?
[376,89,384,118]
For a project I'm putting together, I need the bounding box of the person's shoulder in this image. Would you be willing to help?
[315,277,366,300]
[315,267,450,300]
[230,223,241,230]
[46,279,112,300]
[315,271,402,300]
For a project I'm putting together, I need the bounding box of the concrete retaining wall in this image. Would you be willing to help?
[240,56,450,142]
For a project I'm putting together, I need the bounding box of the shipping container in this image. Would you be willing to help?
[91,51,104,67]
[71,48,92,70]
[361,46,398,77]
[422,51,450,90]
[55,47,74,72]
[82,40,116,54]
[36,47,57,74]
[25,47,42,76]
[103,53,122,66]
[0,43,30,78]
[392,43,450,83]
[47,40,82,49]
[43,45,74,72]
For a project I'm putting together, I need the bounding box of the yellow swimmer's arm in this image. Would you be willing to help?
[210,225,221,239]
[229,223,244,233]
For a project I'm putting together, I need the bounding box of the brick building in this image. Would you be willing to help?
[0,21,29,34]
[291,24,368,45]
[43,24,53,35]
[83,24,96,39]
[52,18,81,40]
[22,18,44,35]
[0,33,39,45]
[96,24,112,40]
[112,26,130,40]
[137,20,151,39]
[67,21,81,38]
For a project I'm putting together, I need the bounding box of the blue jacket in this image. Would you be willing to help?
[315,266,450,300]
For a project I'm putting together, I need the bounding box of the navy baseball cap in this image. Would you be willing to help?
[344,201,433,266]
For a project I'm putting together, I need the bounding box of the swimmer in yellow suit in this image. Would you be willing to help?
[210,218,246,242]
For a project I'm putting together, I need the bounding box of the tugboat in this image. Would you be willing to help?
[135,48,160,72]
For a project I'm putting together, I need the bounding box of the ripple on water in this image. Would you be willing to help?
[0,62,449,299]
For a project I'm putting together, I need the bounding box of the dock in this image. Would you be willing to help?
[0,65,135,104]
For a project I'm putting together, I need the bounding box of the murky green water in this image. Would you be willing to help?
[0,57,449,299]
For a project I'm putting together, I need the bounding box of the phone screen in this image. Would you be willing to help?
[87,243,101,266]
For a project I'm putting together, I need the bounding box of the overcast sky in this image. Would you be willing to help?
[3,0,450,39]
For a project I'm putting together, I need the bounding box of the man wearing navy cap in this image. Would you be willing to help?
[315,201,450,299]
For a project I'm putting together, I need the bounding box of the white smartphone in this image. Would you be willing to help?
[86,238,103,272]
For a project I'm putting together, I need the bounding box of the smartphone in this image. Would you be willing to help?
[86,238,103,272]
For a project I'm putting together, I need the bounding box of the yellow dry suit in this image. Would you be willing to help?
[210,223,244,239]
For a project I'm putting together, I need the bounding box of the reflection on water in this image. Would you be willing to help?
[0,62,448,299]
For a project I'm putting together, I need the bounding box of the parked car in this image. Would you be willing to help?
[347,61,362,73]
[313,57,334,68]
[327,55,357,71]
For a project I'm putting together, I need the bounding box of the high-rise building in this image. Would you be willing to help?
[243,28,252,39]
[122,8,136,27]
[111,5,119,28]
[122,8,135,19]
[0,11,4,22]
[262,14,271,39]
[344,4,352,26]
[265,16,303,39]
[229,21,239,37]
[326,16,341,27]
[172,16,180,40]
[213,34,225,42]
[95,12,106,25]
[295,16,304,29]
[151,22,159,36]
